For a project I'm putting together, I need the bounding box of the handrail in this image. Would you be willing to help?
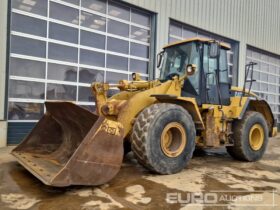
[239,62,257,106]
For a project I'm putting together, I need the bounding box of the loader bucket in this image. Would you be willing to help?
[11,102,124,187]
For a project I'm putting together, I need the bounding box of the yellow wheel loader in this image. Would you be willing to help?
[12,38,278,186]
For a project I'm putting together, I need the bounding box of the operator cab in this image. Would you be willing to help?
[158,38,231,106]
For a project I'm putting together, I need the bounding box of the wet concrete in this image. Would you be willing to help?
[0,135,279,210]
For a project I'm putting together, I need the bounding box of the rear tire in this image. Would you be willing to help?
[131,103,196,174]
[226,111,268,161]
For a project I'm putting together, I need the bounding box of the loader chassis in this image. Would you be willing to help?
[12,38,277,186]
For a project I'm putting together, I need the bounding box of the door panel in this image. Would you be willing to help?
[203,44,230,105]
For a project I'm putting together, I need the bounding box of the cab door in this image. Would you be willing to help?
[203,44,231,105]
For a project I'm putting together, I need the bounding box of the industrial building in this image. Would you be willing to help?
[0,0,280,146]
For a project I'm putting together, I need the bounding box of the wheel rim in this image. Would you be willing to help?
[249,124,264,151]
[160,122,187,157]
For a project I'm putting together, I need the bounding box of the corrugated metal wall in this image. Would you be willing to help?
[124,0,280,84]
[7,122,36,145]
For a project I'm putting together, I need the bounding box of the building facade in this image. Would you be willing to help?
[0,0,280,146]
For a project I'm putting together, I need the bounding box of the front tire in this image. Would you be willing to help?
[131,103,196,174]
[226,111,269,161]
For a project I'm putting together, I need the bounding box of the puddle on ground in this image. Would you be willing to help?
[81,188,124,210]
[0,138,279,210]
[144,167,206,192]
[0,157,184,210]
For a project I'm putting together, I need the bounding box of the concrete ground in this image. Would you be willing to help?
[0,136,279,210]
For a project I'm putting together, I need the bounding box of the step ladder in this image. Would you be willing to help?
[239,62,257,106]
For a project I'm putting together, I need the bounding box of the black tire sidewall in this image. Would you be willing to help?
[146,106,195,174]
[241,113,268,161]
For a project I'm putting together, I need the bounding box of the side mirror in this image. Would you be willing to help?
[186,64,197,76]
[209,41,220,58]
[157,51,164,68]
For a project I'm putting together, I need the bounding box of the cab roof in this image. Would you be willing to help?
[163,37,231,50]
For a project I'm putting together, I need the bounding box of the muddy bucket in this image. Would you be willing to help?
[11,102,124,187]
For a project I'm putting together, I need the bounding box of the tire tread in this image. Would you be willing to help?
[226,111,268,161]
[131,103,196,173]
